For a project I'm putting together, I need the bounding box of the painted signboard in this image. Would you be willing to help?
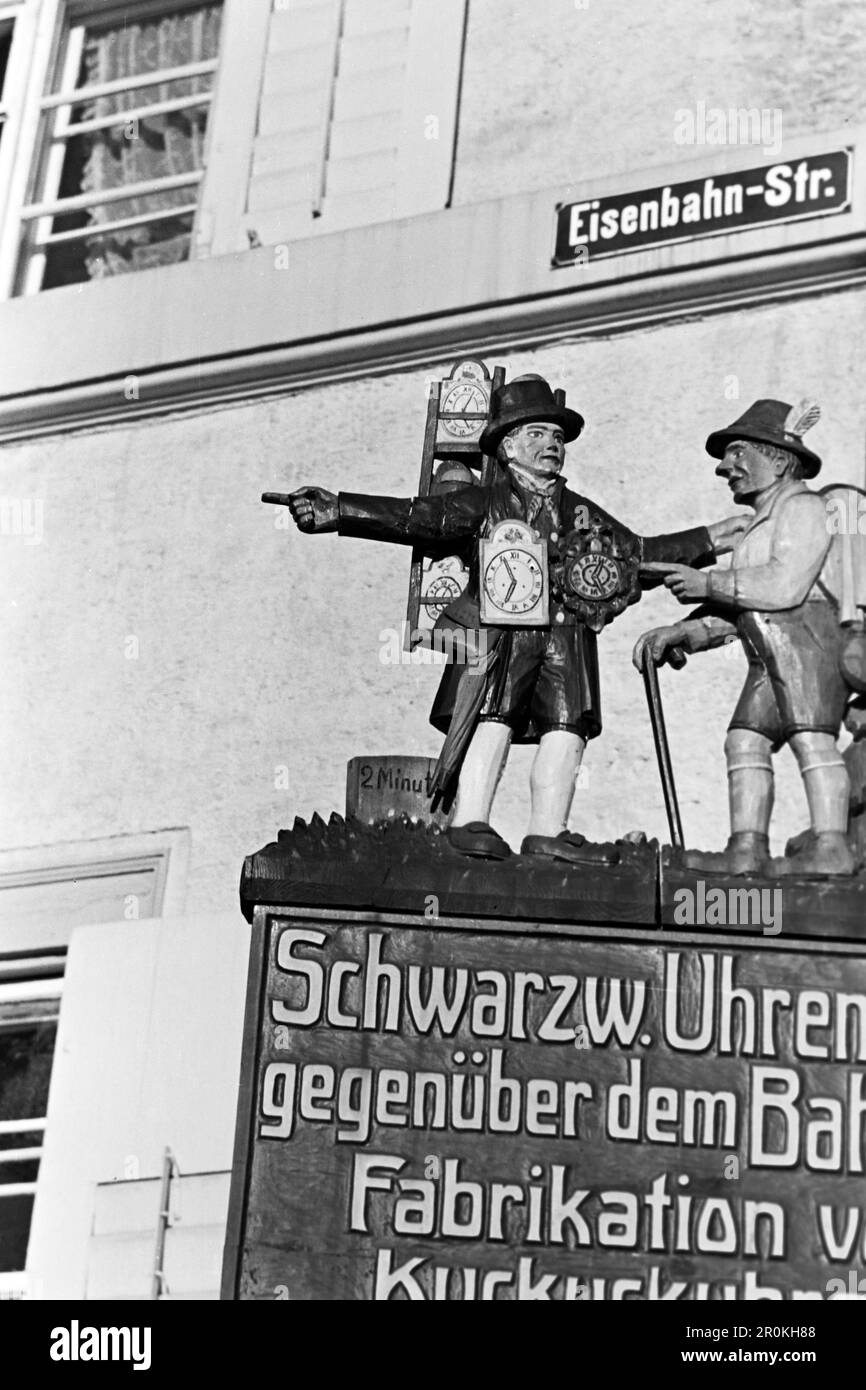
[223,907,866,1301]
[553,149,851,267]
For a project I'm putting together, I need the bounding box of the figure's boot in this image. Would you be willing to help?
[767,831,854,877]
[767,733,855,877]
[681,730,774,876]
[682,832,770,876]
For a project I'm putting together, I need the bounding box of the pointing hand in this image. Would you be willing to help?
[287,487,339,534]
[641,561,710,603]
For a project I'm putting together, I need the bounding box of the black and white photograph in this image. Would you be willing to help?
[0,0,865,1355]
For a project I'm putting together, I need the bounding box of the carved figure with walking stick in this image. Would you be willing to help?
[635,398,866,878]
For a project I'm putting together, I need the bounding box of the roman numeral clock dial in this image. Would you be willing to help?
[479,521,549,626]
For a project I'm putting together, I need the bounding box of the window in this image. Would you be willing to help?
[0,830,188,1280]
[0,976,59,1279]
[0,1,467,290]
[14,0,223,293]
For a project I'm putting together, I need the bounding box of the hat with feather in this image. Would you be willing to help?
[706,398,822,477]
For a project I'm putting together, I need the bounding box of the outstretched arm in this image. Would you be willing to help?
[274,484,487,545]
[337,486,486,545]
[640,515,747,573]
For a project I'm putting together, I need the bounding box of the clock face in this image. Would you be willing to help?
[483,548,544,615]
[423,573,463,618]
[567,551,622,601]
[439,380,489,437]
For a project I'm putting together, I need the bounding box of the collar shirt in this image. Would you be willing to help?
[505,468,563,539]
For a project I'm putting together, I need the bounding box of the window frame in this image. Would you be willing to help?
[0,827,191,959]
[0,0,235,297]
[0,975,59,1278]
[0,2,39,285]
[0,826,189,1277]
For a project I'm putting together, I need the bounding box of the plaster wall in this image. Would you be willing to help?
[454,0,866,203]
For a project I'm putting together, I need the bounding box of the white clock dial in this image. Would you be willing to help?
[483,548,544,614]
[439,381,488,437]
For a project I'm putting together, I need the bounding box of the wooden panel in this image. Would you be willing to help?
[330,66,406,123]
[267,3,338,56]
[248,167,316,216]
[345,756,446,825]
[85,1232,154,1300]
[321,186,397,228]
[162,1226,228,1294]
[255,88,326,139]
[338,27,409,71]
[328,111,401,161]
[93,1171,230,1235]
[251,128,322,178]
[87,1171,231,1299]
[394,0,467,218]
[193,0,274,257]
[226,909,866,1300]
[325,149,397,199]
[86,1226,227,1299]
[92,1180,162,1237]
[342,0,411,38]
[261,46,337,97]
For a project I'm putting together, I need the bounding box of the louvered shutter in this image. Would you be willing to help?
[246,0,466,243]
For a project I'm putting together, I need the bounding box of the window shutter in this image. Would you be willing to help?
[245,0,466,244]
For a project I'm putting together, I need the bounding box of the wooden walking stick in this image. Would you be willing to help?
[641,647,685,850]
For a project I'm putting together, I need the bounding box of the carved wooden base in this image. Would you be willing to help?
[240,813,658,927]
[660,845,866,942]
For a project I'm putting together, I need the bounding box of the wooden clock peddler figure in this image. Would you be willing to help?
[277,373,748,863]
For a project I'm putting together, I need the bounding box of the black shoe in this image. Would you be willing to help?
[447,822,511,860]
[521,831,620,866]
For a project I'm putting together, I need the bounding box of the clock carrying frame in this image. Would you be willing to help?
[403,359,505,651]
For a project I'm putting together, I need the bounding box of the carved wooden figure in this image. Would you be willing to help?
[636,398,866,878]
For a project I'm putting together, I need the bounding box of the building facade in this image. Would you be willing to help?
[0,0,864,1298]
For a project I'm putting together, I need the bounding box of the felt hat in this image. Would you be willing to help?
[480,374,584,455]
[706,398,822,478]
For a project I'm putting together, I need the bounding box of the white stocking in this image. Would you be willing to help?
[451,721,512,826]
[725,728,774,836]
[789,731,850,834]
[526,730,586,838]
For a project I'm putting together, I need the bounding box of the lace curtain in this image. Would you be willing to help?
[78,4,222,278]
